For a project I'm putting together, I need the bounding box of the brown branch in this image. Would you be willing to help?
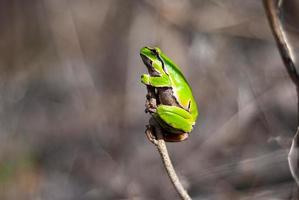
[263,0,299,124]
[144,86,192,200]
[263,0,299,194]
[263,0,299,85]
[145,125,192,200]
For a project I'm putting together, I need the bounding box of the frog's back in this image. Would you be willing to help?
[160,52,198,118]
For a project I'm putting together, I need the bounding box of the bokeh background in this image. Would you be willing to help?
[0,0,299,199]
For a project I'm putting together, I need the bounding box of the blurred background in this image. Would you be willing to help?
[0,0,298,199]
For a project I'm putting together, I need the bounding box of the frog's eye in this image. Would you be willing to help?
[152,49,158,55]
[154,48,161,54]
[151,48,161,56]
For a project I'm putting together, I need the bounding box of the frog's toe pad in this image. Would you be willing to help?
[141,74,150,85]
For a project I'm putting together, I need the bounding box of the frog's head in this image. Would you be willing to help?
[140,47,165,75]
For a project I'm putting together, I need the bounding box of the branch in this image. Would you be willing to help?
[144,86,192,200]
[145,126,192,200]
[263,0,299,191]
[289,128,299,186]
[263,0,299,110]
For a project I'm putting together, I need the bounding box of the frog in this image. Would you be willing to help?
[140,47,198,142]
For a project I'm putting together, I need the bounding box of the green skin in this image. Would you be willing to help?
[140,47,198,142]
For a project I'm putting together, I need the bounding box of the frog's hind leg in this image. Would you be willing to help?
[146,117,189,143]
[155,105,194,133]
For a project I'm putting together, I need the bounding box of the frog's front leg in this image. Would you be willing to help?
[141,74,171,87]
[154,105,194,133]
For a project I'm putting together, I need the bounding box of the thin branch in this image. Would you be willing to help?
[263,0,299,86]
[263,0,299,193]
[145,126,192,200]
[144,85,192,200]
[288,128,299,186]
[263,0,299,125]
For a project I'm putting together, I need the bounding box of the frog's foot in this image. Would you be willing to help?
[141,74,151,85]
[145,107,156,114]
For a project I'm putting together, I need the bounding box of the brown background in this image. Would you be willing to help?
[0,0,298,199]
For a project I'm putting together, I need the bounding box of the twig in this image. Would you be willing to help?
[263,0,299,195]
[145,85,192,200]
[263,0,299,124]
[263,0,299,86]
[145,126,192,200]
[289,128,299,185]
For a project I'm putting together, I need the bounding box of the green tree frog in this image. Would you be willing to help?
[140,47,198,142]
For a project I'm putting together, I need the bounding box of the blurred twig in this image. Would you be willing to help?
[263,0,299,193]
[263,0,299,100]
